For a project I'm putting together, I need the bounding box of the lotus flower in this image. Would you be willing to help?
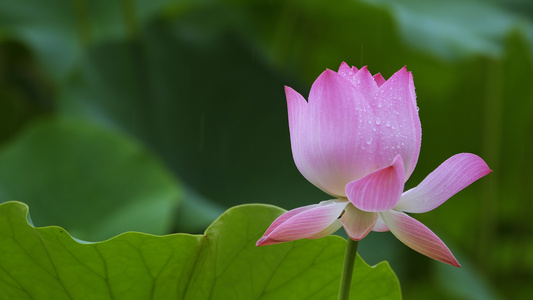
[256,62,491,267]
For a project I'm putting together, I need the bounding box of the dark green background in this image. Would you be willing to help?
[1,0,531,299]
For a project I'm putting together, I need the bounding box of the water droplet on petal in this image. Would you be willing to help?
[385,121,391,127]
[375,117,381,125]
[377,103,382,108]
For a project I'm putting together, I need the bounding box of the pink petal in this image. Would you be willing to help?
[354,67,380,98]
[285,86,327,194]
[338,65,379,100]
[307,219,343,239]
[260,202,318,238]
[345,154,405,212]
[256,200,348,246]
[337,62,358,78]
[371,67,421,180]
[373,73,386,87]
[394,153,492,213]
[286,70,376,196]
[406,71,421,178]
[381,210,460,267]
[341,204,378,240]
[372,213,389,232]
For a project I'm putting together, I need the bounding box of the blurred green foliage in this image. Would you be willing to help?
[0,0,532,299]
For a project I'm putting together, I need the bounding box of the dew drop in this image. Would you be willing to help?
[385,121,391,127]
[375,117,381,125]
[377,103,382,108]
[366,137,373,145]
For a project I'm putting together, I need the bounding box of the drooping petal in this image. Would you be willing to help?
[256,200,349,246]
[372,67,421,180]
[341,204,378,240]
[345,154,405,212]
[394,153,491,213]
[381,210,460,267]
[372,213,389,232]
[307,219,343,239]
[259,202,318,238]
[287,70,376,196]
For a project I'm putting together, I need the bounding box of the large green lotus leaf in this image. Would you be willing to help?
[0,118,182,241]
[0,201,401,299]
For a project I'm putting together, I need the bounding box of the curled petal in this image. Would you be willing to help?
[256,200,348,246]
[381,210,460,267]
[373,73,386,87]
[372,67,421,179]
[394,153,492,213]
[341,204,378,240]
[372,213,389,232]
[345,155,405,212]
[287,70,376,196]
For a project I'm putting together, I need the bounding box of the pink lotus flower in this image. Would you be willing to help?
[256,63,491,267]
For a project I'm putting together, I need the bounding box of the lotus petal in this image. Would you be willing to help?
[341,204,378,240]
[256,200,348,246]
[395,153,492,213]
[381,210,460,267]
[345,155,405,212]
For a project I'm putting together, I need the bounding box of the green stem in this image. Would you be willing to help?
[338,238,359,300]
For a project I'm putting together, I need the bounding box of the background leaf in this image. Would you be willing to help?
[0,201,401,300]
[0,118,182,241]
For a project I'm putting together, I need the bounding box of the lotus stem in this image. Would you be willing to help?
[338,238,359,300]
